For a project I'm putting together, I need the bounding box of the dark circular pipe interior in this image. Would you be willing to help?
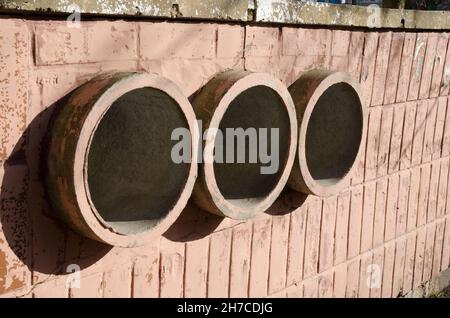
[305,82,363,186]
[214,85,291,208]
[87,87,190,235]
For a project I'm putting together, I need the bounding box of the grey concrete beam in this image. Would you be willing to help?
[1,0,450,30]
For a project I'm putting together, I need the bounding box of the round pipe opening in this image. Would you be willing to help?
[87,87,190,235]
[45,72,197,247]
[305,82,363,186]
[191,70,297,219]
[288,70,366,197]
[214,85,291,208]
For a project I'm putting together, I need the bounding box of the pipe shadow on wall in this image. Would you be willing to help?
[0,92,112,277]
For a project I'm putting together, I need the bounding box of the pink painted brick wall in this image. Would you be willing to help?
[1,17,450,298]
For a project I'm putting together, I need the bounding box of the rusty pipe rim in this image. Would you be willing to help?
[289,70,367,197]
[47,72,198,247]
[192,70,297,219]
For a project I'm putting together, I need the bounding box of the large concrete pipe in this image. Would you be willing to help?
[288,70,366,197]
[44,72,198,247]
[191,70,297,219]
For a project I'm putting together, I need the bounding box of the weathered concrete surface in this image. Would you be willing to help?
[2,0,450,30]
[0,0,249,20]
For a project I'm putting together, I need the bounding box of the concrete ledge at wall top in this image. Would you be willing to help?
[1,0,450,30]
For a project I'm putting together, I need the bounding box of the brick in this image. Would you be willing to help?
[34,22,86,65]
[286,206,307,286]
[333,263,347,298]
[411,100,428,166]
[419,34,439,99]
[373,178,388,248]
[348,31,364,80]
[70,273,103,298]
[244,56,281,80]
[400,102,417,170]
[278,55,297,85]
[286,283,303,298]
[0,165,31,295]
[140,22,216,60]
[384,33,404,105]
[348,186,364,259]
[443,99,450,157]
[133,248,160,298]
[403,233,417,294]
[377,107,394,177]
[330,30,350,71]
[446,161,450,216]
[291,54,331,80]
[268,214,289,295]
[388,104,405,174]
[358,252,374,298]
[432,97,448,159]
[440,34,450,95]
[303,198,322,278]
[217,25,244,59]
[32,276,68,298]
[372,32,393,106]
[385,174,400,242]
[142,58,243,98]
[422,99,438,163]
[229,222,252,297]
[381,242,395,298]
[432,220,446,278]
[0,21,29,163]
[103,263,132,298]
[407,167,421,232]
[303,277,319,298]
[319,196,337,272]
[408,33,428,101]
[392,238,406,297]
[437,160,449,218]
[397,33,416,102]
[427,162,440,222]
[249,218,271,298]
[413,228,426,288]
[30,181,66,284]
[360,32,379,107]
[283,27,331,57]
[334,191,351,265]
[397,170,411,236]
[365,108,382,181]
[208,229,232,298]
[318,271,334,298]
[423,224,437,282]
[417,164,431,227]
[441,217,450,270]
[246,26,280,57]
[84,22,137,63]
[430,33,449,98]
[184,237,209,298]
[352,124,367,185]
[160,239,185,298]
[361,182,376,253]
[346,259,360,298]
[370,247,384,298]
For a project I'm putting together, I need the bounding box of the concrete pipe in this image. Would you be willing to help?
[191,70,297,220]
[45,72,198,247]
[288,70,366,197]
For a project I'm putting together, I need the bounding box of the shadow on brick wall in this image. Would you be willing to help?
[1,93,112,279]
